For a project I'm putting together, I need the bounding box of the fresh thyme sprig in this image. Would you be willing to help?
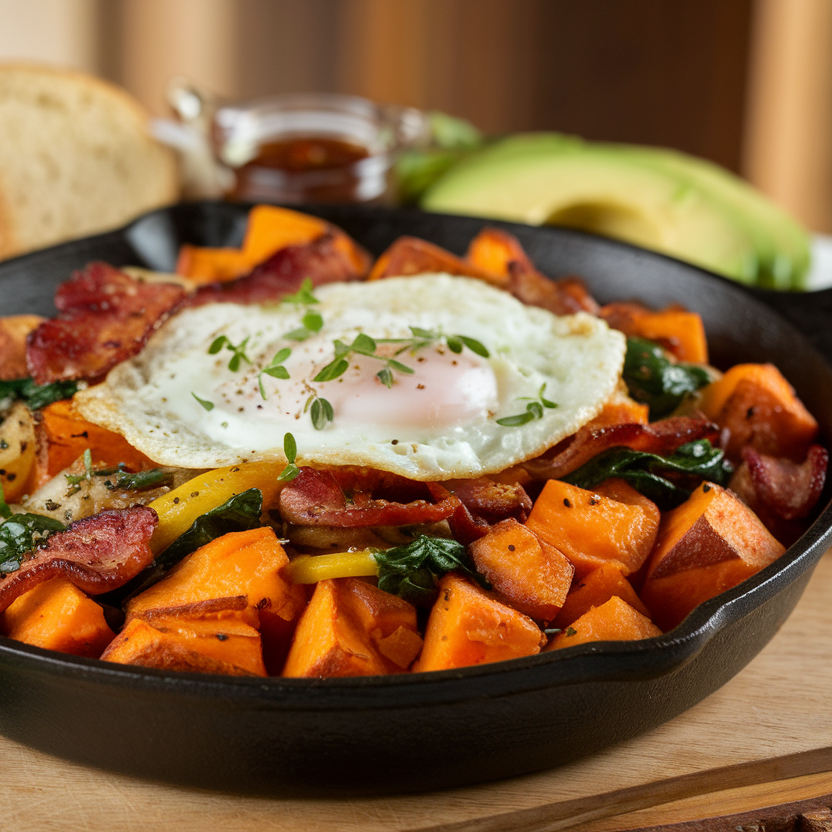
[496,384,558,427]
[377,326,490,359]
[281,278,320,306]
[278,432,300,482]
[208,334,252,372]
[258,347,292,399]
[313,333,415,389]
[305,394,335,430]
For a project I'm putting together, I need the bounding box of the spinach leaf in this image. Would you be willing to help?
[65,462,175,494]
[622,338,712,419]
[563,438,732,509]
[0,513,66,574]
[374,535,487,607]
[110,488,264,604]
[0,377,79,411]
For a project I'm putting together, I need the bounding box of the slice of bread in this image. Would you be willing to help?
[0,63,180,260]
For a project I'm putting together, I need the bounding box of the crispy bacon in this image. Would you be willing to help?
[188,233,362,307]
[26,263,186,385]
[508,265,600,316]
[731,444,828,522]
[278,467,460,528]
[521,416,721,482]
[0,506,157,614]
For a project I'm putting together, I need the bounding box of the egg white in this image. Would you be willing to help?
[74,274,626,480]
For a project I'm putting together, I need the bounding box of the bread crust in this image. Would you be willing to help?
[0,62,180,259]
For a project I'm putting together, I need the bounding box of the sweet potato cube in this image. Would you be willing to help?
[585,392,650,429]
[282,578,422,677]
[100,610,266,676]
[548,596,661,650]
[552,561,651,629]
[34,399,156,488]
[1,577,115,658]
[0,314,43,380]
[367,236,505,285]
[632,308,708,364]
[697,363,818,462]
[469,518,574,622]
[640,482,786,630]
[413,573,545,672]
[175,245,250,283]
[464,226,533,281]
[127,527,306,673]
[525,478,660,578]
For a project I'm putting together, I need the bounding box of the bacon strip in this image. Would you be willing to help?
[521,416,721,482]
[26,263,186,385]
[0,506,158,614]
[188,233,363,307]
[732,444,828,521]
[508,266,600,316]
[278,467,460,528]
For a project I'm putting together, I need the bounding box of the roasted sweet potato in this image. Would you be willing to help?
[176,204,371,282]
[0,314,44,379]
[282,577,422,677]
[548,595,661,650]
[525,478,660,578]
[367,236,504,285]
[33,399,156,488]
[413,573,545,672]
[601,302,708,364]
[1,577,115,658]
[640,482,786,630]
[101,604,267,676]
[469,518,574,622]
[697,363,818,462]
[464,226,533,280]
[552,561,651,629]
[0,401,38,502]
[584,390,650,428]
[127,526,306,673]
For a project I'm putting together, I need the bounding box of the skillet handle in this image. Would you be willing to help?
[751,286,832,365]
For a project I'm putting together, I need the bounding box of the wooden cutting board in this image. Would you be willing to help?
[4,550,832,832]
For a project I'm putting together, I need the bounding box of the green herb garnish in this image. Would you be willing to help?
[284,310,324,342]
[258,347,292,399]
[305,394,334,430]
[0,512,66,574]
[497,384,558,427]
[622,337,713,419]
[373,535,488,607]
[563,438,732,509]
[281,278,320,306]
[0,377,79,411]
[208,334,252,372]
[192,392,215,411]
[278,432,300,481]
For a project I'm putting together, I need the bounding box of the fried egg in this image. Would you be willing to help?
[74,274,626,481]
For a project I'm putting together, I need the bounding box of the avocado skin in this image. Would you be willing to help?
[421,133,810,289]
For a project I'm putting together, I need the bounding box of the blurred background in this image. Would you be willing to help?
[1,0,830,231]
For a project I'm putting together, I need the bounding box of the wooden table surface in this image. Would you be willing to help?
[4,550,832,832]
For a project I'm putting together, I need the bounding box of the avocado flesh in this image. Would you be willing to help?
[421,133,810,288]
[603,143,811,289]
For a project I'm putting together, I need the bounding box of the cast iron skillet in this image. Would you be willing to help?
[1,202,831,797]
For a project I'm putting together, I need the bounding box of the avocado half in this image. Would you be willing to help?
[420,133,811,289]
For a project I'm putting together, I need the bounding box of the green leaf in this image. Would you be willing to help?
[386,358,414,375]
[192,392,214,411]
[0,482,10,520]
[376,367,394,388]
[283,432,297,463]
[496,411,536,427]
[446,335,463,354]
[208,335,228,355]
[622,338,712,419]
[314,357,350,382]
[278,462,300,482]
[302,311,324,332]
[310,397,334,430]
[563,439,733,509]
[373,535,488,606]
[263,365,290,380]
[0,513,66,574]
[0,377,79,411]
[352,333,377,355]
[281,278,319,306]
[457,335,490,358]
